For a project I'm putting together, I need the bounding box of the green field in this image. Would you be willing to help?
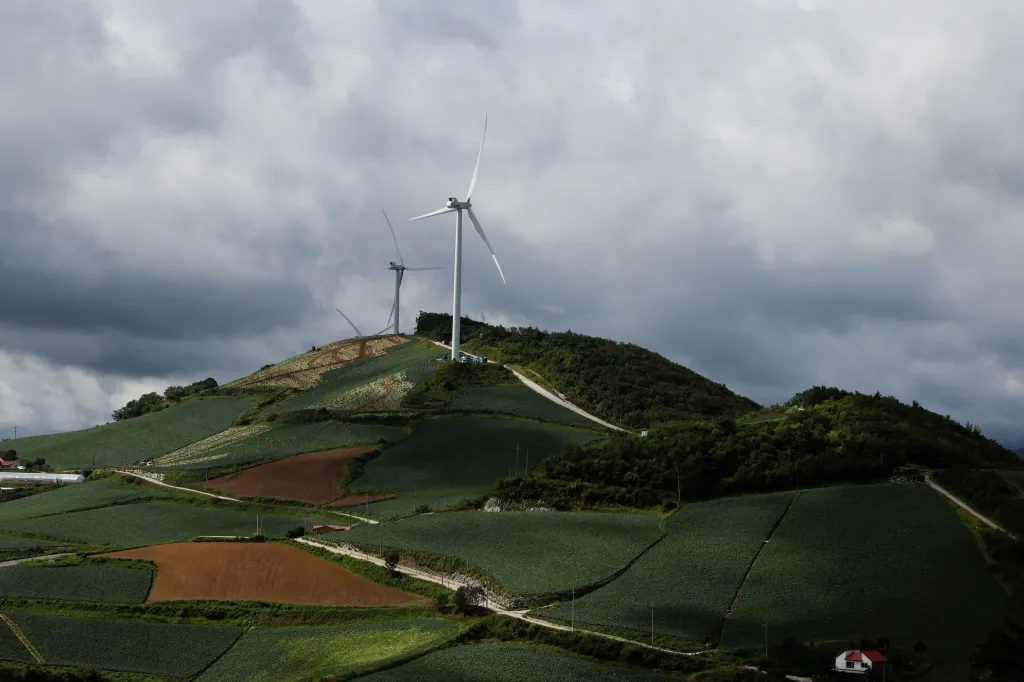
[280,341,439,413]
[0,480,165,524]
[352,417,601,519]
[0,564,152,603]
[340,511,663,599]
[4,502,335,545]
[0,535,68,550]
[543,492,794,645]
[200,618,458,682]
[359,642,682,681]
[6,611,241,678]
[3,397,252,469]
[450,385,603,428]
[0,621,34,665]
[723,484,1012,678]
[165,422,406,470]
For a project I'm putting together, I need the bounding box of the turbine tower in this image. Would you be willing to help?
[381,209,442,335]
[410,114,505,361]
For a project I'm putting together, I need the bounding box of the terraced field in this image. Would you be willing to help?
[280,340,439,413]
[449,385,603,428]
[162,422,405,470]
[4,611,242,678]
[0,620,34,664]
[352,417,601,519]
[0,564,153,603]
[155,424,271,466]
[360,642,682,681]
[1,397,252,469]
[542,492,794,645]
[200,619,459,682]
[338,511,663,600]
[205,447,374,503]
[0,479,166,524]
[4,502,335,546]
[723,484,1011,679]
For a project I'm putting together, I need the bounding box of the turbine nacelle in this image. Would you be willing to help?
[446,197,470,209]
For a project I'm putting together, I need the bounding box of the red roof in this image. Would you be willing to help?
[845,652,863,662]
[0,460,15,467]
[845,650,885,663]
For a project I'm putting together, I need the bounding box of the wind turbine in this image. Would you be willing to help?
[380,209,443,335]
[409,114,505,361]
[335,308,362,338]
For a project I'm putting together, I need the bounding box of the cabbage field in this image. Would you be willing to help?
[0,480,166,524]
[449,385,603,428]
[0,564,153,603]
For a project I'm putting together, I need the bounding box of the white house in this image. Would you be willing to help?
[835,650,886,675]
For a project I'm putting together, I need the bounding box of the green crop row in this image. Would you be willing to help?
[449,385,605,429]
[0,564,152,604]
[0,480,167,525]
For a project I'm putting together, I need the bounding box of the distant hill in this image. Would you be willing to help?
[1016,447,1024,457]
[414,312,760,428]
[497,387,1023,510]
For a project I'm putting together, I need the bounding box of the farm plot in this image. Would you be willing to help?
[228,336,407,390]
[0,564,152,603]
[352,417,600,519]
[155,424,271,466]
[723,484,1012,677]
[104,542,428,606]
[164,422,404,470]
[281,341,439,413]
[2,397,252,469]
[542,492,795,645]
[359,642,681,682]
[450,385,604,428]
[339,511,662,599]
[205,447,374,503]
[0,617,34,664]
[5,611,241,678]
[4,502,338,546]
[0,479,164,524]
[199,619,458,682]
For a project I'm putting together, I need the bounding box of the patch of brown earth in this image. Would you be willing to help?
[330,494,390,508]
[205,447,373,503]
[103,542,428,606]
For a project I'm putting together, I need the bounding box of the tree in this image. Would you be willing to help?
[454,585,485,613]
[385,550,400,574]
[434,593,451,612]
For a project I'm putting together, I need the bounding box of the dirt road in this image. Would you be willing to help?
[926,475,1016,539]
[0,553,72,569]
[430,341,625,432]
[296,537,706,657]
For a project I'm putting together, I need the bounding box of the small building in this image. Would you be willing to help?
[310,524,353,534]
[0,472,85,484]
[0,459,17,469]
[835,650,885,675]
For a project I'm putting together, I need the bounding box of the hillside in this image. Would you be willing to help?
[414,312,760,428]
[495,387,1022,510]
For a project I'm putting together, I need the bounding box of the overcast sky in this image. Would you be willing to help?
[3,0,1024,446]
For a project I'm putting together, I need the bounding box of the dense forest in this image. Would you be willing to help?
[111,378,218,421]
[494,388,1021,510]
[414,312,759,428]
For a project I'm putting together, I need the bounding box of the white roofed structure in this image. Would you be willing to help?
[0,472,84,484]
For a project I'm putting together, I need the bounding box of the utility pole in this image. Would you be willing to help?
[571,587,575,631]
[764,620,768,659]
[525,450,529,476]
[515,444,519,478]
[13,424,16,440]
[365,494,369,517]
[651,601,654,646]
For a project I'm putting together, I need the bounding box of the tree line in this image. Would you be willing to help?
[111,378,218,421]
[414,311,759,428]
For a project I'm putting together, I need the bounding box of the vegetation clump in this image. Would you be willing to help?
[112,378,218,421]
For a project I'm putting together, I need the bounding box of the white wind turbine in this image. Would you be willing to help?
[334,308,362,338]
[409,114,505,361]
[380,209,443,335]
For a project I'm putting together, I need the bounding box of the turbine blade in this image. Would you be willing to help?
[467,207,506,284]
[382,208,404,266]
[410,206,456,221]
[374,325,394,336]
[466,113,487,202]
[385,297,396,330]
[334,308,362,337]
[403,266,444,271]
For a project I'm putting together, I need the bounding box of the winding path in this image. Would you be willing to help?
[296,537,708,657]
[926,474,1016,539]
[430,341,625,432]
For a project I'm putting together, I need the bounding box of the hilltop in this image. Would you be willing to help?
[414,312,760,428]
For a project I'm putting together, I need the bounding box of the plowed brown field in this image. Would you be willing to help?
[204,447,373,503]
[103,542,428,606]
[331,494,390,508]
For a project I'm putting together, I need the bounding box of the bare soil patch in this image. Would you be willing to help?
[102,542,428,606]
[205,447,373,503]
[331,494,390,508]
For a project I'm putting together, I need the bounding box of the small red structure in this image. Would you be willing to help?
[311,524,352,534]
[0,459,16,470]
[835,650,886,675]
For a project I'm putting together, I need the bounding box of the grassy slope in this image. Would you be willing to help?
[199,618,459,682]
[352,417,601,518]
[162,422,406,470]
[359,642,683,682]
[449,385,603,429]
[4,397,252,469]
[0,564,153,603]
[7,611,241,678]
[0,479,166,523]
[279,340,439,413]
[340,511,663,599]
[4,501,337,545]
[723,484,1012,678]
[543,492,795,645]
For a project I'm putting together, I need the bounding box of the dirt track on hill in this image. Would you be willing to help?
[205,447,374,504]
[103,542,428,607]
